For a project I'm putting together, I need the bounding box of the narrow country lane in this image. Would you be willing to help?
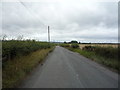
[20,46,118,88]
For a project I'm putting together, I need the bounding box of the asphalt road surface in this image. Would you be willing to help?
[20,46,118,88]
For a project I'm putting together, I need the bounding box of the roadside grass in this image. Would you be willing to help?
[2,47,54,88]
[79,44,118,49]
[67,47,119,72]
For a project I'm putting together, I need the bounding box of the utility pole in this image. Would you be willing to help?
[48,26,50,42]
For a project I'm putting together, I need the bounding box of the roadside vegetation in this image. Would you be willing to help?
[60,43,119,72]
[2,40,53,62]
[60,43,70,47]
[79,43,118,49]
[2,40,55,88]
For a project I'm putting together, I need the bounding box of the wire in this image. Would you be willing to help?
[18,0,46,27]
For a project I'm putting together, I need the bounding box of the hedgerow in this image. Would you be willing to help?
[2,40,54,61]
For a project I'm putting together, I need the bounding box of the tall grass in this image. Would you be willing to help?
[2,40,55,88]
[83,46,118,60]
[3,48,54,88]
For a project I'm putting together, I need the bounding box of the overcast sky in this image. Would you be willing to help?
[1,0,118,43]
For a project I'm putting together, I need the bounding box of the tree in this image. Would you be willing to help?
[71,40,78,43]
[64,41,67,44]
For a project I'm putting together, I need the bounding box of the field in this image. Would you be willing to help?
[79,44,118,49]
[2,40,55,88]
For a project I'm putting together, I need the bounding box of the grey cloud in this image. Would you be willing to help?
[2,1,118,43]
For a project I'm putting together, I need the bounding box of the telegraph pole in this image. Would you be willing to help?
[48,26,50,42]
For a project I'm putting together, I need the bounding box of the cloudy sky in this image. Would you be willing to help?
[1,0,119,43]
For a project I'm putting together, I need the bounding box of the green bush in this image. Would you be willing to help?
[71,43,79,48]
[2,40,55,61]
[60,44,70,47]
[70,40,78,43]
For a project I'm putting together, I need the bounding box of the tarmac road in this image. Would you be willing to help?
[20,46,118,88]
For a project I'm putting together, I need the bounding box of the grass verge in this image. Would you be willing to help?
[2,47,55,88]
[66,47,119,73]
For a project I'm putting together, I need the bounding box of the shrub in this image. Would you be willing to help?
[2,40,55,62]
[60,44,70,47]
[71,43,79,48]
[70,40,78,43]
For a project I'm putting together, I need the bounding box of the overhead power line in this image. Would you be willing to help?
[18,0,46,27]
[18,0,51,42]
